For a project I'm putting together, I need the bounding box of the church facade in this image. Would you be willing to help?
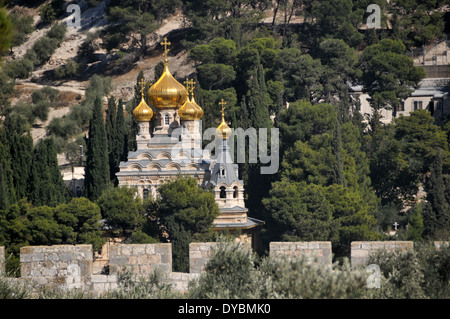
[115,39,263,247]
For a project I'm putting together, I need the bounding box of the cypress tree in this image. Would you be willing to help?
[106,95,117,155]
[109,98,127,185]
[106,96,117,182]
[116,98,127,161]
[424,149,449,238]
[85,96,110,201]
[30,138,68,206]
[0,162,8,210]
[1,116,33,201]
[9,132,33,200]
[0,128,16,205]
[332,117,346,186]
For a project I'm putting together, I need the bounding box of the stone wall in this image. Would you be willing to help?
[1,240,448,296]
[189,242,217,274]
[109,243,172,275]
[189,242,252,274]
[269,242,332,267]
[19,245,92,291]
[351,241,414,267]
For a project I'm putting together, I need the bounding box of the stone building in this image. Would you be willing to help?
[116,39,263,247]
[350,77,450,126]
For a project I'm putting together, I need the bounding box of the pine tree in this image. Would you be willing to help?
[85,96,110,201]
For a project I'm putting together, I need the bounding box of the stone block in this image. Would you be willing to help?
[145,245,155,254]
[148,254,160,264]
[128,256,138,265]
[160,252,171,264]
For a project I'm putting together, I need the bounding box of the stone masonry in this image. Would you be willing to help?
[109,243,172,275]
[189,242,252,274]
[0,240,447,296]
[269,242,332,267]
[351,241,414,267]
[189,242,218,274]
[20,245,93,291]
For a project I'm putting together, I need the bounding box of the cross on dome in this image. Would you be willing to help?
[138,78,148,95]
[219,99,226,116]
[161,37,171,61]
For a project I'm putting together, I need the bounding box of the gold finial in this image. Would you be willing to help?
[219,99,226,117]
[161,37,171,61]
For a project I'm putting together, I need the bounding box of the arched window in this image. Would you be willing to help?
[220,186,226,198]
[233,186,238,198]
[220,166,226,177]
[143,189,150,199]
[164,114,170,125]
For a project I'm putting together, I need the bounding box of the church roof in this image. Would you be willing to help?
[212,217,265,230]
[209,140,242,186]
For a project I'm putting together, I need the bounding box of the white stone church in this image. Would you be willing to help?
[115,39,264,247]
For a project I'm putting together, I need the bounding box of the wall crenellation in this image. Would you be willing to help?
[0,240,448,296]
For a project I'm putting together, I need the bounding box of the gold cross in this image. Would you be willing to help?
[138,78,146,94]
[189,79,196,93]
[183,79,191,92]
[160,37,171,60]
[219,99,226,116]
[187,79,196,93]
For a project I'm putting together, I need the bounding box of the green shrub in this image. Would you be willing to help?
[104,269,180,299]
[32,36,59,66]
[46,116,82,139]
[39,3,57,25]
[368,242,450,299]
[0,277,30,299]
[32,100,50,122]
[188,241,263,298]
[4,58,33,79]
[47,23,67,42]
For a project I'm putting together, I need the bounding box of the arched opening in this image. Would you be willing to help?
[233,186,238,198]
[220,186,226,198]
[75,186,81,197]
[143,188,150,200]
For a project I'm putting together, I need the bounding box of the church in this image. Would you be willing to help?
[115,39,264,248]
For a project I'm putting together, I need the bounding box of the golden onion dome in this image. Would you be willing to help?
[179,78,204,121]
[147,60,187,109]
[191,95,204,119]
[133,94,154,122]
[216,113,232,139]
[178,94,200,120]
